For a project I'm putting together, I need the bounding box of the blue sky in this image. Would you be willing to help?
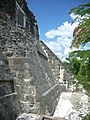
[27,0,90,61]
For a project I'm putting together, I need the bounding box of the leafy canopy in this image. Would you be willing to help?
[69,2,90,48]
[65,2,90,94]
[66,3,90,119]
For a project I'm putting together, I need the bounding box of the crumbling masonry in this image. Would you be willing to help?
[0,0,71,120]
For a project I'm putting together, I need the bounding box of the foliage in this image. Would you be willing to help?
[82,113,90,120]
[66,1,90,93]
[69,2,90,48]
[66,2,90,120]
[69,2,90,17]
[65,57,80,76]
[65,50,90,93]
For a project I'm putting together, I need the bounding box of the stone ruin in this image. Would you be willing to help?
[0,0,71,120]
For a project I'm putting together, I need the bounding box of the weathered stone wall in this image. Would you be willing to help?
[0,15,65,118]
[0,0,16,20]
[0,14,34,57]
[39,41,63,82]
[0,2,70,119]
[39,41,72,85]
[0,0,39,40]
[8,50,63,115]
[0,14,34,119]
[0,49,20,120]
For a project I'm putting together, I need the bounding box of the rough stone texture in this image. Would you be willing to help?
[39,41,72,86]
[0,0,16,21]
[16,113,64,120]
[0,14,34,58]
[0,14,67,119]
[0,93,19,120]
[0,49,20,120]
[8,50,64,115]
[0,0,39,40]
[39,41,64,82]
[0,1,71,119]
[16,113,43,120]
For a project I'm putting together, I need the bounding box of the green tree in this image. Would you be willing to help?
[66,50,90,93]
[66,2,90,120]
[66,1,90,92]
[69,2,90,48]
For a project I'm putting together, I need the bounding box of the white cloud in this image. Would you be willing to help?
[44,20,79,61]
[45,21,75,39]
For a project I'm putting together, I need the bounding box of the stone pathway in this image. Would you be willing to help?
[53,92,90,120]
[16,91,90,120]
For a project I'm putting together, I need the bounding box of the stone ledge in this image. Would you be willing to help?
[41,82,60,97]
[0,92,17,99]
[16,113,64,120]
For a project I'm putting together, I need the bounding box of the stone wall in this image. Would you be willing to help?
[0,14,34,57]
[0,0,39,40]
[39,41,63,82]
[0,14,66,119]
[8,49,63,115]
[0,0,16,21]
[0,1,70,119]
[38,41,72,90]
[0,49,20,120]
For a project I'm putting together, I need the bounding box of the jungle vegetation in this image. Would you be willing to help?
[65,2,90,119]
[65,2,90,120]
[66,2,90,94]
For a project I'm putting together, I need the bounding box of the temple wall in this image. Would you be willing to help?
[0,1,70,119]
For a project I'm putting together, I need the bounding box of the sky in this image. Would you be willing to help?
[27,0,90,61]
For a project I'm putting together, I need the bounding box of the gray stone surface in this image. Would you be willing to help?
[8,50,63,115]
[16,113,64,120]
[0,3,71,120]
[39,41,62,81]
[0,93,18,120]
[16,113,43,120]
[0,14,34,58]
[0,15,67,118]
[0,49,20,120]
